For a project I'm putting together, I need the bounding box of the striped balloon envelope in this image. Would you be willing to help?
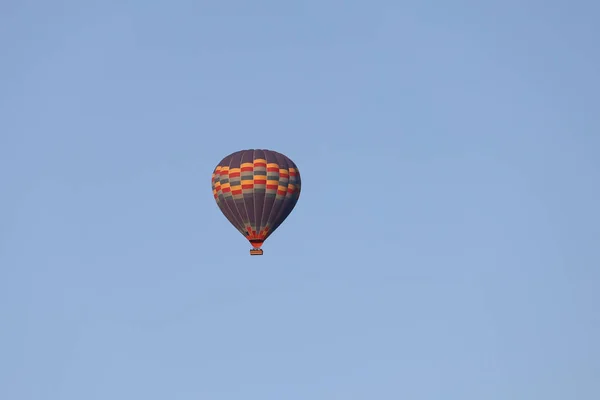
[211,149,301,256]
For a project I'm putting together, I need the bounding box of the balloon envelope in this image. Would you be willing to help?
[211,149,301,252]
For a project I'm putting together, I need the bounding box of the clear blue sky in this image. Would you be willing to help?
[1,1,599,399]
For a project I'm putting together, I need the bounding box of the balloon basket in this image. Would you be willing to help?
[250,249,264,256]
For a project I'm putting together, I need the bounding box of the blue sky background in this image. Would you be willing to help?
[1,1,599,399]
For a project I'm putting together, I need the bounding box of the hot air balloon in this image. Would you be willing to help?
[211,149,301,256]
